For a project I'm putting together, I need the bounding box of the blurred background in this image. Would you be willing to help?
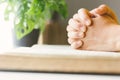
[66,0,120,21]
[0,0,120,51]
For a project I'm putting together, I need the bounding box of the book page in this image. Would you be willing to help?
[1,44,120,58]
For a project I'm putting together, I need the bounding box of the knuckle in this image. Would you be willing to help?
[68,18,73,24]
[73,14,78,19]
[66,25,70,31]
[78,8,86,13]
[67,32,76,38]
[101,4,107,8]
[66,25,73,32]
[68,38,73,44]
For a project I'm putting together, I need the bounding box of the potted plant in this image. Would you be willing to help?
[0,0,68,47]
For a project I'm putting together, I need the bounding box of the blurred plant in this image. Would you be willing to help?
[0,0,68,39]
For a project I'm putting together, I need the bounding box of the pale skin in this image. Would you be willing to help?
[67,4,120,51]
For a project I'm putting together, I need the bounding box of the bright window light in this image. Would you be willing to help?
[0,3,14,51]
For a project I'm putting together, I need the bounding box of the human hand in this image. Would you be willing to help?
[67,4,120,50]
[66,8,90,48]
[90,4,119,24]
[76,4,119,26]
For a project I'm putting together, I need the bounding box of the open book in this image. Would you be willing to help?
[0,45,120,74]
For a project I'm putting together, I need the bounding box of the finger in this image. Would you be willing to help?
[68,38,74,44]
[90,8,100,17]
[68,18,84,31]
[78,8,92,26]
[73,13,81,22]
[67,31,85,38]
[66,25,76,32]
[97,4,115,16]
[71,40,83,49]
[90,4,118,22]
[68,38,80,44]
[98,4,118,22]
[67,25,87,32]
[79,26,87,32]
[73,14,90,30]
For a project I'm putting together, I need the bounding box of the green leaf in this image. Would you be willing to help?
[2,0,68,39]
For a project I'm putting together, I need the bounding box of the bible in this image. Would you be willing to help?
[0,45,120,74]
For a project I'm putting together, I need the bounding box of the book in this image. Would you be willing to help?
[0,45,120,74]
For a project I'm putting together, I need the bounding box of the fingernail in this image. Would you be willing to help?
[68,38,74,44]
[71,41,82,49]
[77,41,83,47]
[80,26,87,32]
[78,32,84,38]
[86,20,91,26]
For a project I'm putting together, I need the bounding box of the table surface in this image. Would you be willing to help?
[0,71,120,80]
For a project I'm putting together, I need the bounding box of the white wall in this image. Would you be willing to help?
[0,3,14,51]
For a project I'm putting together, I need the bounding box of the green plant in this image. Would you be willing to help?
[0,0,68,39]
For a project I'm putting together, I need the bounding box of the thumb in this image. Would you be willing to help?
[90,4,118,23]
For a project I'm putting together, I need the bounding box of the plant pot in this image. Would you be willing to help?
[12,29,40,47]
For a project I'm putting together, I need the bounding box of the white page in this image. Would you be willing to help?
[1,45,120,58]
